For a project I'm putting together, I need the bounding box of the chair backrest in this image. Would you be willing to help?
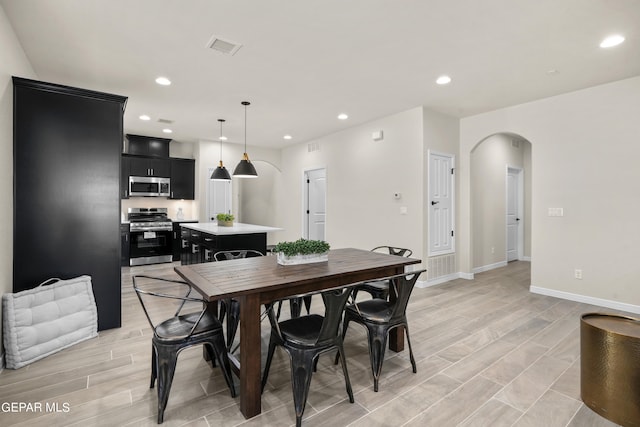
[214,249,264,261]
[266,286,352,346]
[317,287,353,346]
[386,270,426,322]
[371,246,413,258]
[132,274,208,338]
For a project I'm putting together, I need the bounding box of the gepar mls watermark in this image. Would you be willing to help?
[1,401,70,413]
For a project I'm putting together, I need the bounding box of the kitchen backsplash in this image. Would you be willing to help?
[121,198,198,222]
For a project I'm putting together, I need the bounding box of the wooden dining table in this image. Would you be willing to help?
[174,247,421,419]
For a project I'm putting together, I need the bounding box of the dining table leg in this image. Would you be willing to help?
[239,293,262,418]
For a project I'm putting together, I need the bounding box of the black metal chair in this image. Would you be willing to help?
[213,250,264,351]
[261,286,355,427]
[337,270,425,392]
[352,246,413,300]
[132,275,236,424]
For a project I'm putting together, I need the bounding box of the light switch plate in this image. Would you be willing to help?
[548,208,564,217]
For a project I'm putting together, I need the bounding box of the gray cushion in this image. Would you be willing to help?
[2,275,98,369]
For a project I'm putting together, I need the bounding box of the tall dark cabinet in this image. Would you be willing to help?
[13,77,127,331]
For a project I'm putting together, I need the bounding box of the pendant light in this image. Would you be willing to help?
[233,101,258,178]
[210,119,232,181]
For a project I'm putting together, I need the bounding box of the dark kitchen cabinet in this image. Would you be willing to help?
[126,134,170,157]
[170,158,195,200]
[120,224,130,266]
[13,77,127,331]
[179,227,191,265]
[179,226,266,265]
[172,221,197,261]
[121,155,130,199]
[129,155,170,178]
[188,229,204,265]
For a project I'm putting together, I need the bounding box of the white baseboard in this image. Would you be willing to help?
[530,286,640,314]
[521,256,531,262]
[472,261,507,274]
[417,271,474,288]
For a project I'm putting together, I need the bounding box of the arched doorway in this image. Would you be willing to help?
[470,133,532,272]
[237,160,282,228]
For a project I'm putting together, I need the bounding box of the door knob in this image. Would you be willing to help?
[431,201,439,205]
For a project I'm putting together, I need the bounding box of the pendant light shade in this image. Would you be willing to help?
[211,119,231,181]
[233,101,258,178]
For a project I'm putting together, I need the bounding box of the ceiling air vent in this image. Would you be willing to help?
[207,35,242,56]
[157,118,174,124]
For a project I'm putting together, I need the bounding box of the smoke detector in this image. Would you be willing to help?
[207,35,242,56]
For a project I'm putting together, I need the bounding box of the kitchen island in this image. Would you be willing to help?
[180,222,282,265]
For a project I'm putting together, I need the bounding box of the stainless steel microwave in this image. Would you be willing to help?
[129,176,170,197]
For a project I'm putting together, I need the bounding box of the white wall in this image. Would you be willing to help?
[460,76,640,310]
[278,107,425,263]
[0,4,37,357]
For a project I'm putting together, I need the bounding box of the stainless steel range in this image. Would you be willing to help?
[128,208,173,266]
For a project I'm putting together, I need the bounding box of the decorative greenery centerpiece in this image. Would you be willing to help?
[273,238,330,265]
[216,213,235,227]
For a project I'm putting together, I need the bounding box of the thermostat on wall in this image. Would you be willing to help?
[372,130,383,141]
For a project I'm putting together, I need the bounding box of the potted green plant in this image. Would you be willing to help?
[273,238,330,265]
[216,213,235,227]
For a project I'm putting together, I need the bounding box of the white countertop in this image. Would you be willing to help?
[180,222,282,235]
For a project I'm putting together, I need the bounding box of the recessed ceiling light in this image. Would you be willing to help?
[155,76,171,86]
[436,75,452,85]
[283,135,292,140]
[162,128,173,134]
[547,69,559,75]
[600,35,625,48]
[219,135,228,141]
[139,114,151,121]
[337,113,348,120]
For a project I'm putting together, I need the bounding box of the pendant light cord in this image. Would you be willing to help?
[242,101,250,154]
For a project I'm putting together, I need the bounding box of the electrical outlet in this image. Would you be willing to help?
[491,247,495,254]
[574,269,582,280]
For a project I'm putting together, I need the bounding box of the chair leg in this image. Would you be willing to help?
[365,324,388,392]
[208,338,236,398]
[226,299,240,351]
[337,344,354,403]
[218,299,228,323]
[289,348,315,427]
[290,297,302,318]
[155,343,179,424]
[334,316,351,365]
[150,344,157,389]
[404,324,417,373]
[261,335,277,392]
[302,295,312,315]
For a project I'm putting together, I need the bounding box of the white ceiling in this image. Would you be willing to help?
[2,0,639,149]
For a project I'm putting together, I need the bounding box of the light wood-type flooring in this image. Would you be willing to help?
[0,261,625,426]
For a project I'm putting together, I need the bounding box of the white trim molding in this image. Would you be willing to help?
[472,261,507,274]
[416,271,474,288]
[530,286,640,315]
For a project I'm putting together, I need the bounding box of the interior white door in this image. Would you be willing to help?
[428,152,454,255]
[506,168,521,262]
[305,168,326,240]
[207,171,232,221]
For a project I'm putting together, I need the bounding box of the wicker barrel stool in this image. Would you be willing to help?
[581,313,640,427]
